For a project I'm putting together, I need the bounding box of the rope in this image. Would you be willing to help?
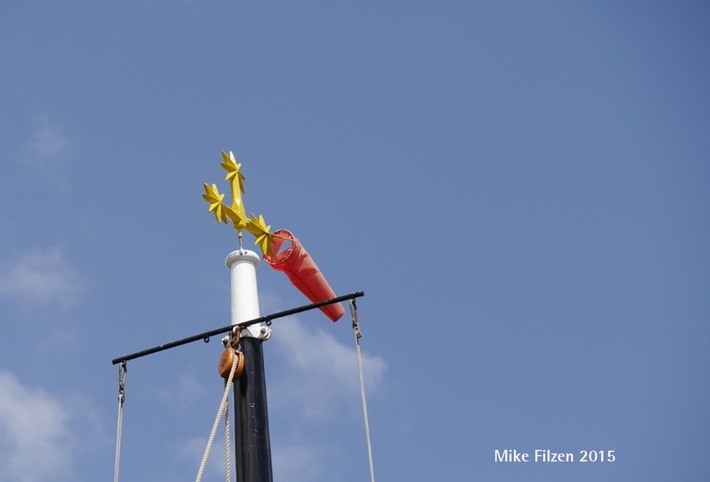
[350,299,375,482]
[224,393,232,482]
[113,362,127,482]
[196,350,239,482]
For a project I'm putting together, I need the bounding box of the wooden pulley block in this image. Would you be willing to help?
[218,348,245,380]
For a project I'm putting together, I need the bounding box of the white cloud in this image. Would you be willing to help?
[178,435,231,479]
[26,113,71,164]
[0,248,85,308]
[222,312,386,481]
[272,443,322,482]
[0,370,75,482]
[155,373,209,410]
[269,318,386,419]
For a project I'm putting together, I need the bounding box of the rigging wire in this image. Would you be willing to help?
[350,299,375,482]
[113,361,127,482]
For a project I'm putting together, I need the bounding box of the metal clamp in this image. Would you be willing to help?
[241,324,272,341]
[350,299,362,340]
[117,361,127,404]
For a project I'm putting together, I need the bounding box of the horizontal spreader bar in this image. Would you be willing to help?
[111,291,365,365]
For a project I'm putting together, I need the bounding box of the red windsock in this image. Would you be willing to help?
[263,229,345,322]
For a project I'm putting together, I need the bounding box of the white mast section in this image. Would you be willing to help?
[226,249,270,340]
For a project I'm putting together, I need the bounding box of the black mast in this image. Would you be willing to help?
[234,336,273,481]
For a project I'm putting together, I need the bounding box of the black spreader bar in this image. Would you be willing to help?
[111,291,364,365]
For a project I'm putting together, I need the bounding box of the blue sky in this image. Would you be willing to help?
[1,1,709,481]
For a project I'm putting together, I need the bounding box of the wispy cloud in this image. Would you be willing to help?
[155,373,209,410]
[268,317,386,480]
[25,112,71,166]
[272,443,322,482]
[0,248,85,308]
[269,317,386,419]
[178,435,231,479]
[0,370,75,482]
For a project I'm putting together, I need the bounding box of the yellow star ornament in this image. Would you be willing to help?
[220,150,247,231]
[202,183,228,224]
[202,183,243,227]
[220,150,246,193]
[246,214,275,257]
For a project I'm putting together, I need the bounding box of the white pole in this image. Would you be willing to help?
[225,249,265,338]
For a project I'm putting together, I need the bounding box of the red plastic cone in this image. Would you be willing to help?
[263,229,345,322]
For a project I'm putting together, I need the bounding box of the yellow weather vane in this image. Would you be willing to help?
[202,151,281,256]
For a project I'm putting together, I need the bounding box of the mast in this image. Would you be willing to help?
[226,249,273,482]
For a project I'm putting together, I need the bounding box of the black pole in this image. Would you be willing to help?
[234,336,273,482]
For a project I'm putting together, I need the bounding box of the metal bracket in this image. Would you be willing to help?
[241,324,272,341]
